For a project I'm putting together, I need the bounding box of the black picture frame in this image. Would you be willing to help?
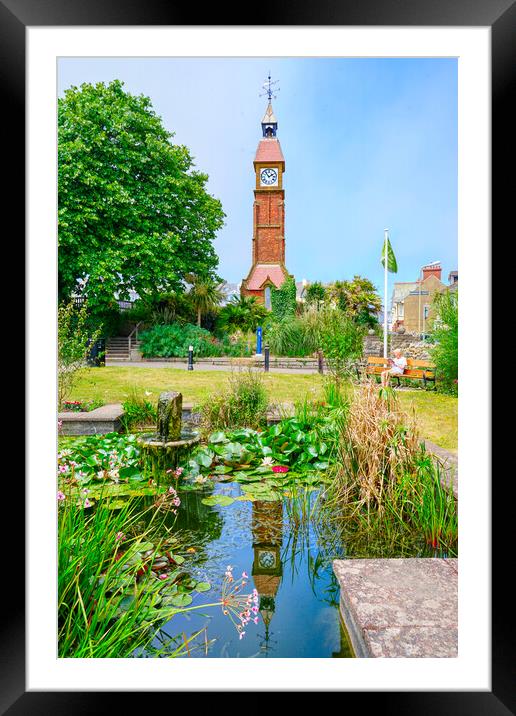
[7,0,508,710]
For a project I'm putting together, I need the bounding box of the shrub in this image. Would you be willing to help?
[318,309,365,381]
[138,323,250,359]
[266,315,319,357]
[120,388,157,431]
[58,300,101,409]
[431,291,458,395]
[199,369,268,432]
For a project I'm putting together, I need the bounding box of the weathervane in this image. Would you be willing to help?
[259,72,280,101]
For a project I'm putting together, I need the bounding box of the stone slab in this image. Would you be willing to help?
[333,558,458,658]
[58,403,125,435]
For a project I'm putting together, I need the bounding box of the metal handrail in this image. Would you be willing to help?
[128,322,142,353]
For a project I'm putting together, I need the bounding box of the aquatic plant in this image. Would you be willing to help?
[57,488,259,657]
[318,382,457,553]
[58,433,144,491]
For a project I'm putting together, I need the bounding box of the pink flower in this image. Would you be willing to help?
[83,499,92,508]
[242,571,248,579]
[57,491,65,501]
[115,531,126,541]
[239,632,246,640]
[159,574,168,580]
[253,617,259,624]
[272,465,289,473]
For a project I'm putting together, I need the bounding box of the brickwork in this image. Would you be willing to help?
[241,104,291,302]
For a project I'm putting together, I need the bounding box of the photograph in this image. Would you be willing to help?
[55,55,459,660]
[12,10,504,704]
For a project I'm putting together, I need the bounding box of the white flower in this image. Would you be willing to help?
[261,456,274,466]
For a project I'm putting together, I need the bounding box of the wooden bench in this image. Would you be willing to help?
[357,356,436,389]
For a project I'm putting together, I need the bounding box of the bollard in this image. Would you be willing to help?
[264,344,270,373]
[187,345,194,371]
[317,349,324,375]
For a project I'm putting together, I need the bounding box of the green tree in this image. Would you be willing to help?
[305,281,326,310]
[218,295,268,334]
[328,276,381,326]
[431,290,458,395]
[58,80,225,322]
[186,274,226,327]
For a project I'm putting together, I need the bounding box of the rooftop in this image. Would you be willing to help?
[246,263,286,290]
[254,138,285,165]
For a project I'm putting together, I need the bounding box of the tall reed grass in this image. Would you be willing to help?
[319,382,458,554]
[58,494,199,657]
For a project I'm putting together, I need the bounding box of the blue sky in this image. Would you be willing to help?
[58,57,457,294]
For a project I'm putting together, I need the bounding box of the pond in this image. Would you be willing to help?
[148,481,354,658]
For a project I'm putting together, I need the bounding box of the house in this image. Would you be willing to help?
[391,265,458,335]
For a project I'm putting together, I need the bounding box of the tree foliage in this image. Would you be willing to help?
[327,276,381,327]
[58,80,225,320]
[218,295,268,334]
[304,281,326,309]
[185,274,226,327]
[431,290,458,395]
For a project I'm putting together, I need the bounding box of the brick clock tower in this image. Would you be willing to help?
[241,78,292,308]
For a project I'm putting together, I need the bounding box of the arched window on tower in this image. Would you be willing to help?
[264,286,272,310]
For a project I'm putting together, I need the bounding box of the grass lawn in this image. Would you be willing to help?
[70,367,458,452]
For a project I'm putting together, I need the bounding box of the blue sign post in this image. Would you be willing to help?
[256,326,263,355]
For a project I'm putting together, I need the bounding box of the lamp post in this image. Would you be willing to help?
[264,344,270,373]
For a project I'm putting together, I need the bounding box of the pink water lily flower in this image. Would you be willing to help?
[272,465,289,473]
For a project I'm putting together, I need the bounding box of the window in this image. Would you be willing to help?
[264,286,271,310]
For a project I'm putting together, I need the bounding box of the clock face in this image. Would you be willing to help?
[258,550,276,569]
[260,167,278,186]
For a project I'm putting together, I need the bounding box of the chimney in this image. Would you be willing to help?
[422,263,442,281]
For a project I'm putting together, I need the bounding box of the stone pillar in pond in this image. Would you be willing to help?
[156,391,182,442]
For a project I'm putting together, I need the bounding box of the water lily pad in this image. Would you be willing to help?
[201,495,235,507]
[169,593,193,607]
[194,582,211,592]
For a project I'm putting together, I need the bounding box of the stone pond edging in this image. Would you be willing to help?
[58,404,125,436]
[333,558,458,658]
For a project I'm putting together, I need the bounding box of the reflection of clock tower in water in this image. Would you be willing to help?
[251,499,283,644]
[241,76,292,308]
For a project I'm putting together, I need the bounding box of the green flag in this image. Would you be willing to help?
[381,236,398,273]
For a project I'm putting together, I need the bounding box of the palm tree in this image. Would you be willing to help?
[185,274,226,327]
[219,295,268,333]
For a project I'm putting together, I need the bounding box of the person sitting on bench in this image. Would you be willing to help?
[381,348,407,387]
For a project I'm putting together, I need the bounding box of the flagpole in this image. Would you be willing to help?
[384,228,388,359]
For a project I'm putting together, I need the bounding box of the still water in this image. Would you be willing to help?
[154,481,354,658]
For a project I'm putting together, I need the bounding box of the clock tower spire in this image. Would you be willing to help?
[241,75,292,308]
